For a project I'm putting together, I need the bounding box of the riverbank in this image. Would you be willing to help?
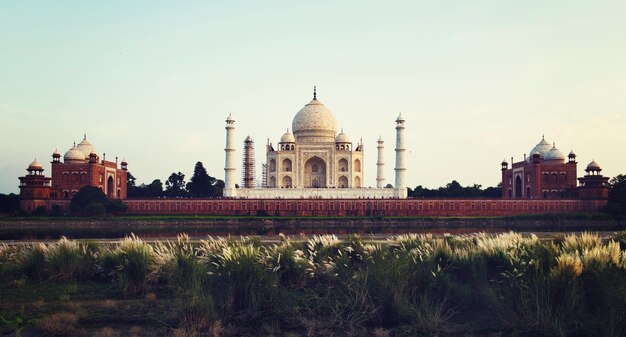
[0,213,623,240]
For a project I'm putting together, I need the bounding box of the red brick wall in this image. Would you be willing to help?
[121,198,606,217]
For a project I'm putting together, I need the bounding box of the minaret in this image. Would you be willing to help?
[224,113,237,197]
[394,113,407,198]
[376,136,385,188]
[242,136,255,189]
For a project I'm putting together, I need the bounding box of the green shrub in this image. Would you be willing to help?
[115,234,156,296]
[84,202,106,216]
[18,243,47,280]
[46,237,97,281]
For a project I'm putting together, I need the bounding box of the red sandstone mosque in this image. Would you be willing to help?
[19,135,127,212]
[18,91,610,216]
[500,136,609,201]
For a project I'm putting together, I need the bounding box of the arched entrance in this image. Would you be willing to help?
[515,176,522,198]
[354,176,361,188]
[338,176,348,188]
[107,176,114,198]
[282,175,292,188]
[304,157,326,188]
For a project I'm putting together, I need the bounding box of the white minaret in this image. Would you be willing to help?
[224,113,237,197]
[394,113,407,198]
[376,136,385,188]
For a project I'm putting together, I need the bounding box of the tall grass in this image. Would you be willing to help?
[3,232,626,335]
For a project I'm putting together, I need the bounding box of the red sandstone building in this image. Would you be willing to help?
[19,135,128,211]
[501,136,609,201]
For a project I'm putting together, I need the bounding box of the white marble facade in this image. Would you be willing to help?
[224,89,407,199]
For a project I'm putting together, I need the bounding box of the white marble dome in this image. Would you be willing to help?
[544,144,565,161]
[527,136,552,162]
[280,129,295,143]
[77,136,94,156]
[292,97,337,140]
[64,145,86,161]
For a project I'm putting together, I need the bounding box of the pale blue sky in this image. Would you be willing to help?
[1,1,625,193]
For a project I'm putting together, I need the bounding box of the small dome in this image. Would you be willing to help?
[377,135,384,143]
[501,159,508,165]
[52,149,60,156]
[335,129,351,143]
[280,129,295,143]
[28,160,43,171]
[586,160,601,171]
[568,150,576,158]
[527,136,552,163]
[64,144,86,162]
[544,144,565,161]
[77,135,94,156]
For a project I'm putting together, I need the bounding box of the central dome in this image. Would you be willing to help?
[292,97,337,141]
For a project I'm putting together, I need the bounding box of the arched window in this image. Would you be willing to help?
[282,158,292,172]
[269,159,276,172]
[515,176,522,198]
[338,158,348,172]
[338,176,348,188]
[354,159,361,172]
[282,175,292,188]
[354,176,361,188]
[269,176,276,188]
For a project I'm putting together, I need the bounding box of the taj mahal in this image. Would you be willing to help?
[223,88,408,199]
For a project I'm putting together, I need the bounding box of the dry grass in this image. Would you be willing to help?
[95,326,121,337]
[38,312,79,337]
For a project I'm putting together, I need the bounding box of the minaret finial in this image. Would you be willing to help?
[83,133,86,140]
[313,85,317,99]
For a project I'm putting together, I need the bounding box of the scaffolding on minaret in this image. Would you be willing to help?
[242,136,256,188]
[261,163,267,188]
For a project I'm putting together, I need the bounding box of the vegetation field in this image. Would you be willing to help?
[2,232,626,336]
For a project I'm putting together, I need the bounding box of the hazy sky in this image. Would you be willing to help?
[1,1,625,194]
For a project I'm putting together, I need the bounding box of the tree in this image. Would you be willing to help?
[126,172,142,197]
[0,193,19,213]
[71,186,108,213]
[604,174,626,216]
[145,179,164,198]
[187,162,213,197]
[408,181,501,198]
[213,179,225,197]
[165,172,187,197]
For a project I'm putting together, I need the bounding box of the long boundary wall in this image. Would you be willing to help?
[119,198,607,217]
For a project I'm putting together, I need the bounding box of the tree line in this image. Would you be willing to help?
[408,180,502,198]
[128,161,225,198]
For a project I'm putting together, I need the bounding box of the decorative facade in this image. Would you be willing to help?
[224,88,407,199]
